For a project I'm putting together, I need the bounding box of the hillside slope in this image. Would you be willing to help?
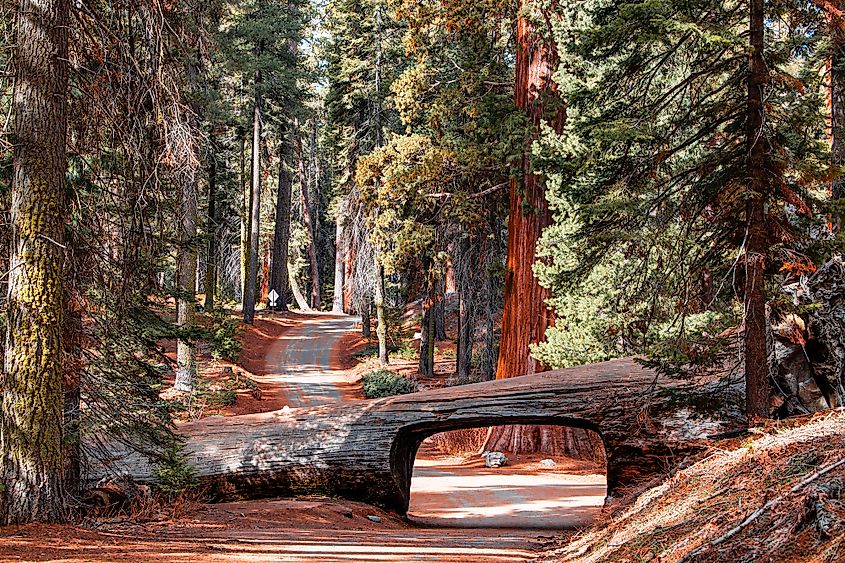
[539,411,845,562]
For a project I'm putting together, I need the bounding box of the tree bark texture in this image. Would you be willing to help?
[374,261,389,366]
[1,0,70,524]
[174,167,198,392]
[831,16,845,229]
[332,212,345,313]
[239,131,247,300]
[270,126,292,312]
[89,359,744,514]
[204,149,218,313]
[496,0,564,383]
[243,93,262,325]
[297,132,321,310]
[744,0,771,419]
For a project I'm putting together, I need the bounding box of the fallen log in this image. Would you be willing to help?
[89,358,745,513]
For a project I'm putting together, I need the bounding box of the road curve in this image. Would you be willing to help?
[268,313,358,408]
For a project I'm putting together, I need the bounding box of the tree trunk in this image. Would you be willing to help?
[243,92,262,325]
[174,166,199,391]
[289,265,312,311]
[488,0,591,455]
[361,299,372,337]
[204,148,218,313]
[456,236,474,381]
[297,131,321,310]
[744,0,771,419]
[343,238,355,313]
[239,130,247,301]
[419,261,436,377]
[332,210,345,313]
[434,274,447,341]
[89,359,744,514]
[374,261,389,366]
[496,0,564,383]
[1,0,70,524]
[831,17,845,230]
[270,126,292,312]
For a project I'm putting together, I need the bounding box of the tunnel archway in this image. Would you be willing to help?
[389,415,607,516]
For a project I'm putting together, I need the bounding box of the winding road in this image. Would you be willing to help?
[267,313,359,407]
[267,312,607,530]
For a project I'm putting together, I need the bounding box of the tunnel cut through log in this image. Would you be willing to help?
[88,359,745,513]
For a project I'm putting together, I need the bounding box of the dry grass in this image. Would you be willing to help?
[538,410,845,563]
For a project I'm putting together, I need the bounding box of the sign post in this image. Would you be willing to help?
[268,289,279,310]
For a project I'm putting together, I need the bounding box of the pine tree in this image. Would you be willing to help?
[1,0,70,524]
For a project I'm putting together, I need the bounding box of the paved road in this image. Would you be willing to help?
[269,313,358,408]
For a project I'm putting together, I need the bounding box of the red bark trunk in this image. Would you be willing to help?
[496,2,564,382]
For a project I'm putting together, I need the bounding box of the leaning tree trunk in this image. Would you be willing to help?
[487,0,594,456]
[744,0,771,419]
[270,126,292,312]
[243,91,262,325]
[289,266,312,311]
[1,0,70,525]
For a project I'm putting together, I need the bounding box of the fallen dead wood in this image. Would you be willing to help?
[88,358,744,513]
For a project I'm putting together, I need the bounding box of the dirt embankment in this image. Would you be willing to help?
[538,411,845,562]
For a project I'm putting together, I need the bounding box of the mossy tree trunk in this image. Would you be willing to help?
[1,0,70,524]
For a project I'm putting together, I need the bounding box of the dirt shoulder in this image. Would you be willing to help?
[0,499,549,562]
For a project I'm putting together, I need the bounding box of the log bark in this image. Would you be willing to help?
[89,359,744,514]
[1,0,70,524]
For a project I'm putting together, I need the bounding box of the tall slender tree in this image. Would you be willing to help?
[1,0,70,524]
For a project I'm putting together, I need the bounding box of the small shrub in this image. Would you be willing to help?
[362,369,419,399]
[207,311,242,361]
[392,340,418,360]
[153,443,198,498]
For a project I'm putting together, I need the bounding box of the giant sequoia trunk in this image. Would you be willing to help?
[487,0,576,454]
[270,126,292,312]
[744,0,771,419]
[243,93,262,324]
[1,0,70,524]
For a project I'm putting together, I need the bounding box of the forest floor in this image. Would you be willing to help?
[0,310,598,562]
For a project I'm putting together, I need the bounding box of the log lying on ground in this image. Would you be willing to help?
[89,358,745,513]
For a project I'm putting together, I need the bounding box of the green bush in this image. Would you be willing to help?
[153,443,198,498]
[362,369,418,399]
[207,311,242,361]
